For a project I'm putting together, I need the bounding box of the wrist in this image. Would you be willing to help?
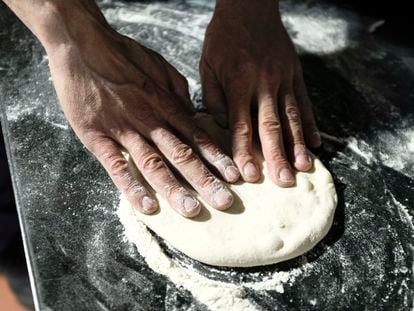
[212,0,281,29]
[210,0,282,34]
[24,1,117,55]
[214,0,280,15]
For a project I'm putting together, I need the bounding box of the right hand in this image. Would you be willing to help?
[45,6,239,218]
[200,0,321,187]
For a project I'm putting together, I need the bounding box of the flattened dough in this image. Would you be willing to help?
[120,113,337,267]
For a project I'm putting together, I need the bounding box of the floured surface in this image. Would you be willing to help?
[1,0,413,309]
[118,202,315,310]
[120,114,337,267]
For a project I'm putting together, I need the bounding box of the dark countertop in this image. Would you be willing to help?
[0,0,413,310]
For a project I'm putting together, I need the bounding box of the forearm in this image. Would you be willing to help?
[214,0,280,15]
[211,0,281,32]
[3,0,114,54]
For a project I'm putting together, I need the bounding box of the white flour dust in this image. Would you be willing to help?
[321,124,414,179]
[117,201,313,310]
[376,127,414,175]
[281,4,350,55]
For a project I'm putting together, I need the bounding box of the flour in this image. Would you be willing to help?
[104,0,351,56]
[102,2,212,94]
[388,191,414,231]
[320,132,376,165]
[281,4,350,55]
[321,127,414,176]
[104,4,210,41]
[376,126,414,177]
[345,138,375,165]
[117,201,313,310]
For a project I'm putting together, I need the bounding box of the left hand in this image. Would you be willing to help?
[199,0,321,187]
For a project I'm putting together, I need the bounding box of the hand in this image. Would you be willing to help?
[200,0,321,187]
[42,3,239,218]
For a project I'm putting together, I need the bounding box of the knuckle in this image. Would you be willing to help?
[233,151,253,163]
[152,127,170,142]
[107,155,129,177]
[232,121,251,138]
[125,180,145,196]
[261,118,281,134]
[286,105,300,119]
[141,152,165,173]
[165,184,184,199]
[209,148,227,163]
[171,143,195,164]
[285,104,302,126]
[197,173,217,189]
[268,147,287,164]
[292,131,305,144]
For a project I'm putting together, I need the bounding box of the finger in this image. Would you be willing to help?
[228,98,260,183]
[294,70,321,148]
[150,127,234,210]
[90,135,158,214]
[166,109,240,183]
[119,131,201,218]
[257,81,295,187]
[279,87,312,172]
[200,60,228,127]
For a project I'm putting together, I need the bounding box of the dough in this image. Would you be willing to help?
[120,113,337,267]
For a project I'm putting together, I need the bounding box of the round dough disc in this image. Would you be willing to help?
[120,113,337,267]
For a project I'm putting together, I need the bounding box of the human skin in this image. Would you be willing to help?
[3,0,320,218]
[200,0,321,186]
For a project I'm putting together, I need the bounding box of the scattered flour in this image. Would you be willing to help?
[281,4,350,55]
[376,127,414,175]
[117,200,312,310]
[387,191,414,231]
[104,4,210,41]
[320,132,375,165]
[321,128,414,174]
[345,138,375,165]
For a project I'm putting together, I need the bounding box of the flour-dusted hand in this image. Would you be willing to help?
[4,0,240,217]
[200,0,321,187]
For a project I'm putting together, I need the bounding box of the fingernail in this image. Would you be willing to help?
[183,196,200,213]
[142,196,157,213]
[278,168,294,182]
[224,166,240,182]
[296,154,310,166]
[243,162,258,179]
[214,187,233,208]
